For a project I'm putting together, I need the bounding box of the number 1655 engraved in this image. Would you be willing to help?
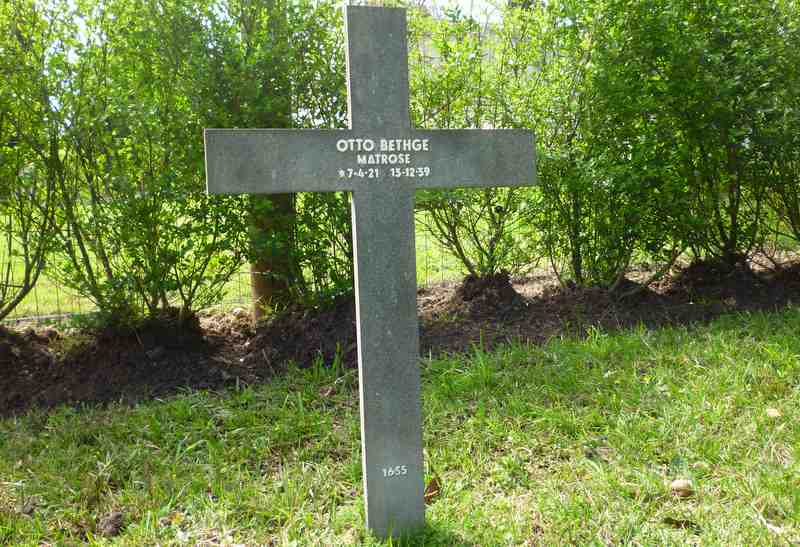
[382,465,408,478]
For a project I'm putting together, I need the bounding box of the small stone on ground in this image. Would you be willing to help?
[670,478,694,497]
[98,510,125,537]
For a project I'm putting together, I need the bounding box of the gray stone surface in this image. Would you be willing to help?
[203,5,536,539]
[346,7,410,131]
[352,183,423,537]
[204,129,534,194]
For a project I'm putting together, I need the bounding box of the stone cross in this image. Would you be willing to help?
[204,6,535,539]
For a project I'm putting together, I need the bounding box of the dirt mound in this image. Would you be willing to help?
[0,316,251,417]
[0,327,58,410]
[133,308,206,348]
[669,259,761,293]
[663,258,798,310]
[450,272,526,318]
[246,293,358,370]
[773,262,800,285]
[3,259,800,416]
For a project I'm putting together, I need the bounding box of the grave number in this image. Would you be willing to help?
[382,465,408,478]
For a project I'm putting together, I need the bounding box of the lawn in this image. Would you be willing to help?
[1,307,798,545]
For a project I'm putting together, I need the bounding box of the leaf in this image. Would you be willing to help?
[663,517,701,534]
[424,475,442,505]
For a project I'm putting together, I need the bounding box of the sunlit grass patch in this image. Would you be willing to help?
[1,308,799,545]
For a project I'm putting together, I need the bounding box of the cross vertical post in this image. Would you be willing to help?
[203,5,535,540]
[345,7,424,537]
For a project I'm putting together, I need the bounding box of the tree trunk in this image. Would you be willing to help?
[249,193,296,319]
[239,0,296,321]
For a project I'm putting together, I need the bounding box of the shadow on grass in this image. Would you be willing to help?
[390,523,479,546]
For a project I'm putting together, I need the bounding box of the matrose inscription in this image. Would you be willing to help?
[336,137,432,177]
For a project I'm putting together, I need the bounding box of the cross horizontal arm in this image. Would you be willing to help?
[205,129,356,194]
[413,129,535,189]
[204,128,535,195]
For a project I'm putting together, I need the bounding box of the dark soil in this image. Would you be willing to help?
[244,293,358,372]
[0,310,256,416]
[452,271,527,317]
[2,259,800,417]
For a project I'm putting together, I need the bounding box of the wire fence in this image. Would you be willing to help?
[2,229,465,325]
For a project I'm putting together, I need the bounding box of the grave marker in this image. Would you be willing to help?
[204,6,535,538]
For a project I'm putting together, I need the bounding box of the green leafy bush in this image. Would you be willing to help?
[41,0,249,325]
[4,0,351,324]
[590,0,799,269]
[409,7,540,278]
[0,0,60,320]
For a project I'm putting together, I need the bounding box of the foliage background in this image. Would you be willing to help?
[1,0,798,322]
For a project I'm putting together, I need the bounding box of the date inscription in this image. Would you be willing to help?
[338,167,431,179]
[336,136,432,179]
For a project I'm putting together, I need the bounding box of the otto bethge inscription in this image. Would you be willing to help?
[204,6,535,539]
[337,137,431,178]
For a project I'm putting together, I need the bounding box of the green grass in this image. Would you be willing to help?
[2,308,799,545]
